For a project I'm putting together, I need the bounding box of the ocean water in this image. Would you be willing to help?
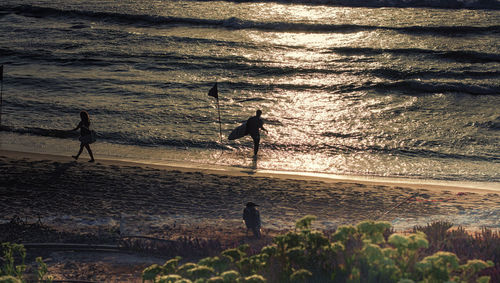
[0,0,499,186]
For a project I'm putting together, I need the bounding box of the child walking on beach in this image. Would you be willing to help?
[71,110,95,162]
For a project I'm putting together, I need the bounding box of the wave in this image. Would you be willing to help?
[471,116,500,130]
[1,125,498,164]
[263,139,500,163]
[0,47,121,67]
[0,125,79,139]
[219,17,500,35]
[0,125,224,150]
[3,43,499,84]
[328,47,500,63]
[369,68,499,80]
[5,73,498,101]
[3,64,498,98]
[193,0,500,10]
[367,80,500,95]
[3,5,498,35]
[226,80,500,96]
[3,5,225,26]
[221,17,500,36]
[5,97,219,127]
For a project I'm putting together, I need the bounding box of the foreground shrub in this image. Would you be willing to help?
[0,243,26,282]
[0,243,53,283]
[143,217,494,282]
[415,222,500,266]
[0,276,22,283]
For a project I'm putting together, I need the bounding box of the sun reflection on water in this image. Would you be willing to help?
[235,6,380,172]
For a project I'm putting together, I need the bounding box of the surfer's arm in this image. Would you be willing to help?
[259,120,268,133]
[260,124,268,133]
[70,122,82,131]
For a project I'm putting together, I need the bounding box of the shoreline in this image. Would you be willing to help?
[1,149,498,195]
[1,130,498,192]
[2,148,499,233]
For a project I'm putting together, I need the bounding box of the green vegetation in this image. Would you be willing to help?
[0,242,52,283]
[1,243,26,281]
[142,216,495,283]
[1,218,498,282]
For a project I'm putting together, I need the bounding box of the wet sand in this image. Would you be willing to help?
[1,149,499,282]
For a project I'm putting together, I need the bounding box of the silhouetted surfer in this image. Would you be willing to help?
[246,110,267,156]
[71,111,95,162]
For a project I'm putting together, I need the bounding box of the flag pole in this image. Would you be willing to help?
[208,82,222,145]
[216,98,222,145]
[0,65,3,127]
[0,78,3,127]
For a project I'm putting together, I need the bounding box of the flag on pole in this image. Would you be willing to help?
[207,82,222,144]
[208,82,218,99]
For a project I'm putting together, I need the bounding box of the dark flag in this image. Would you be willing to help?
[0,65,3,81]
[208,82,218,99]
[208,82,222,144]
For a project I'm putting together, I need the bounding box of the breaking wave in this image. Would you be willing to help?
[3,5,499,35]
[196,0,500,10]
[1,125,498,165]
[368,81,500,95]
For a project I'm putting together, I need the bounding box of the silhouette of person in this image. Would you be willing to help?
[245,110,267,156]
[71,111,95,162]
[243,202,261,238]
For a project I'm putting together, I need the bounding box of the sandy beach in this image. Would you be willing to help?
[1,149,499,281]
[2,149,499,232]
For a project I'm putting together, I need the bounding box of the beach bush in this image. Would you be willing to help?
[414,222,500,265]
[142,218,495,283]
[35,257,53,283]
[0,276,21,283]
[0,243,26,282]
[0,243,53,283]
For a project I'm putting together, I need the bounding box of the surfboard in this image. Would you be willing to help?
[228,122,247,140]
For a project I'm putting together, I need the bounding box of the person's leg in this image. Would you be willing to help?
[72,144,85,160]
[84,144,95,162]
[251,227,261,238]
[252,134,260,156]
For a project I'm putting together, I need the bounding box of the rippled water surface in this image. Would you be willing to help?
[0,0,499,184]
